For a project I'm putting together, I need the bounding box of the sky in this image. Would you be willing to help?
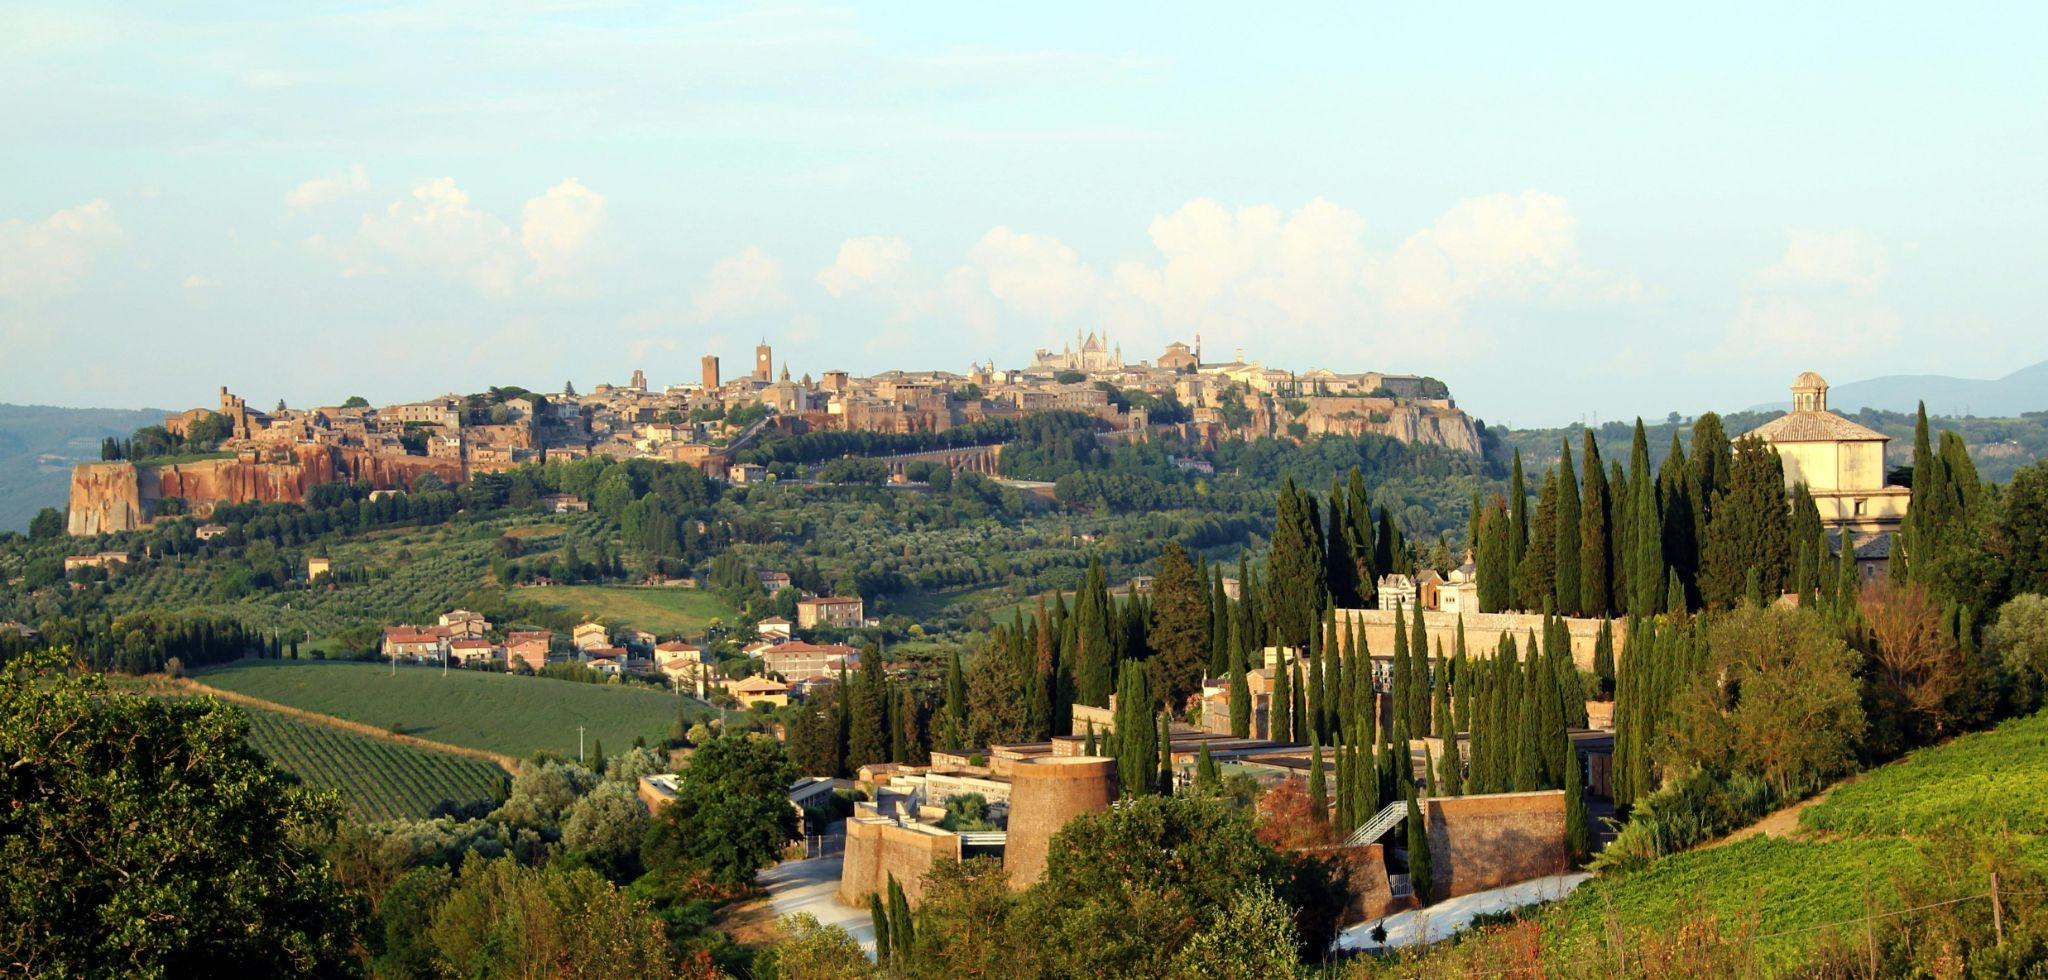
[2,2,2044,427]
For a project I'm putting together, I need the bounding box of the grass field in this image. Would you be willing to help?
[195,660,691,759]
[240,707,508,822]
[1800,709,2048,836]
[510,584,738,637]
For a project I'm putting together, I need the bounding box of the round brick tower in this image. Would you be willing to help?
[1003,756,1118,889]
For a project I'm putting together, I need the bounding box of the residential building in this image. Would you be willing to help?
[757,616,793,640]
[732,676,791,708]
[795,595,865,629]
[572,621,611,652]
[759,641,860,681]
[382,627,443,662]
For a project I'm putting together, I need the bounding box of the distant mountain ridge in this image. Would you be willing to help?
[1751,359,2048,417]
[0,404,166,533]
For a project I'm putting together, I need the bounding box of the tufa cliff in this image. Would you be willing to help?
[67,446,465,535]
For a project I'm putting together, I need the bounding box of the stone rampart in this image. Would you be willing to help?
[1336,609,1625,672]
[68,446,464,535]
[837,818,962,907]
[1423,790,1567,900]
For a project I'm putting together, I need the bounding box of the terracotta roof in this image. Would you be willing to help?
[735,676,790,693]
[1746,410,1888,444]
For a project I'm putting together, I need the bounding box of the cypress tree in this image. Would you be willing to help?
[1422,742,1438,798]
[1083,721,1097,756]
[1291,661,1309,745]
[1477,499,1512,612]
[1439,731,1463,796]
[1270,651,1292,743]
[1266,478,1325,646]
[1308,728,1329,824]
[1073,559,1114,705]
[887,875,914,960]
[1658,430,1698,610]
[1699,436,1793,607]
[1389,605,1409,742]
[1326,478,1358,605]
[1512,642,1542,792]
[1430,641,1451,740]
[1628,457,1665,617]
[1555,439,1582,616]
[1114,661,1156,796]
[1518,471,1559,612]
[869,893,892,963]
[1406,797,1432,903]
[1564,733,1589,863]
[1348,468,1379,608]
[1227,642,1251,737]
[1157,709,1174,795]
[1306,623,1326,742]
[1407,607,1430,738]
[1579,430,1611,616]
[1592,616,1615,697]
[942,648,968,746]
[1208,569,1232,676]
[1196,741,1219,793]
[1509,449,1529,600]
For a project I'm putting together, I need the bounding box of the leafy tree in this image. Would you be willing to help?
[640,734,797,888]
[1667,605,1865,797]
[562,781,651,882]
[1163,884,1302,979]
[0,652,358,976]
[340,394,370,408]
[1020,795,1296,977]
[903,858,1016,978]
[429,857,674,978]
[772,914,875,980]
[27,507,64,540]
[1987,594,2048,710]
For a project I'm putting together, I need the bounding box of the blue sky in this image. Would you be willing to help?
[3,2,2043,426]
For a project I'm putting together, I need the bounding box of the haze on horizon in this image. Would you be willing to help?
[3,2,2043,427]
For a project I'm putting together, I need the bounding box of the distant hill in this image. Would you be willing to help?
[1750,360,2048,417]
[0,404,165,533]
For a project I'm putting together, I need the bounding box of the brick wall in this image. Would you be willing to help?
[1424,791,1568,900]
[837,818,962,907]
[1338,609,1627,671]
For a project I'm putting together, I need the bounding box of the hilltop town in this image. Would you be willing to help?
[65,335,1476,534]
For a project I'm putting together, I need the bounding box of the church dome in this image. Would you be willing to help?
[1793,371,1828,390]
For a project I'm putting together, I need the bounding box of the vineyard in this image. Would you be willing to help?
[239,707,509,822]
[197,659,692,758]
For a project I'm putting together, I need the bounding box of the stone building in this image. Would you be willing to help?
[1748,372,1911,539]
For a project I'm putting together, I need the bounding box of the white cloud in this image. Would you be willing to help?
[286,163,369,210]
[0,199,120,299]
[353,177,519,295]
[693,246,787,321]
[1720,230,1899,364]
[1756,229,1886,288]
[521,177,605,282]
[808,192,1633,365]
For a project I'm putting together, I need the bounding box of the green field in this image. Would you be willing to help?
[195,660,693,759]
[510,584,738,637]
[240,707,508,822]
[1800,709,2048,836]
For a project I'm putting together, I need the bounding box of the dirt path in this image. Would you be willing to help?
[170,676,522,774]
[1703,775,1857,849]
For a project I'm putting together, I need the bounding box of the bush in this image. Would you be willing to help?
[1591,769,1778,874]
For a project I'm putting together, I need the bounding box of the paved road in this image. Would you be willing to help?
[757,854,876,955]
[1333,872,1592,953]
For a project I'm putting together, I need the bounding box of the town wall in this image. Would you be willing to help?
[837,818,962,907]
[1424,791,1567,901]
[1336,609,1626,672]
[1003,756,1118,889]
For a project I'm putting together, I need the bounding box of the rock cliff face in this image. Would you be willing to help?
[1303,398,1483,454]
[67,447,465,535]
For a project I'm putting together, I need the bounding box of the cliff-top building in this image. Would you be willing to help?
[1750,371,1910,539]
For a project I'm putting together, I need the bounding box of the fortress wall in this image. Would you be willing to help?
[1336,609,1626,672]
[837,819,962,907]
[1423,791,1567,901]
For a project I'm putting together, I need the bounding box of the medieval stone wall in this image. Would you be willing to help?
[837,818,962,907]
[1336,609,1627,672]
[1424,790,1567,901]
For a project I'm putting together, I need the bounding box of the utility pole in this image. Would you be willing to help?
[577,726,586,763]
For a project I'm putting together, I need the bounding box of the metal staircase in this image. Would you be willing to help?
[1343,801,1409,847]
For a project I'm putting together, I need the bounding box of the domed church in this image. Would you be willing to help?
[1748,372,1911,540]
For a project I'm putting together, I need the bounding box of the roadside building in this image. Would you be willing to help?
[795,595,864,630]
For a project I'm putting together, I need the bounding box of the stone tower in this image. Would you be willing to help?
[754,342,773,383]
[701,355,720,391]
[1003,756,1118,889]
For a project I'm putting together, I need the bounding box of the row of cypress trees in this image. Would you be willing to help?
[1474,415,1831,617]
